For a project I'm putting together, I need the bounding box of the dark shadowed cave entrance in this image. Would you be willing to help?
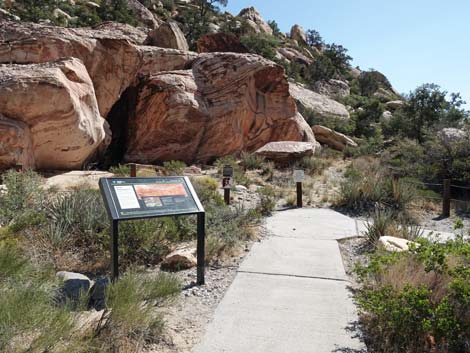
[100,86,137,169]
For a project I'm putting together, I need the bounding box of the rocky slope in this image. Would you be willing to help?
[0,1,403,170]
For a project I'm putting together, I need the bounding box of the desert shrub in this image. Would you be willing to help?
[343,135,383,158]
[163,160,187,176]
[260,160,275,181]
[0,245,75,352]
[364,210,395,246]
[302,108,356,136]
[240,151,265,170]
[240,33,280,61]
[294,156,332,176]
[0,170,43,225]
[192,176,224,206]
[356,237,470,353]
[109,164,131,176]
[257,186,277,216]
[357,70,394,97]
[336,157,416,214]
[205,206,260,260]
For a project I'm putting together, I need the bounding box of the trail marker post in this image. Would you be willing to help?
[99,176,206,284]
[222,165,233,205]
[293,169,305,208]
[442,178,451,218]
[130,163,137,177]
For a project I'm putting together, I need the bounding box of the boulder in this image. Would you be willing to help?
[381,111,393,121]
[312,125,357,151]
[438,128,467,146]
[88,277,110,311]
[238,7,273,35]
[197,32,249,53]
[385,100,404,110]
[125,53,316,164]
[125,0,160,28]
[0,20,197,117]
[312,79,350,99]
[289,82,350,120]
[55,271,92,307]
[184,165,202,174]
[290,24,307,45]
[254,141,315,165]
[373,87,398,102]
[277,47,313,66]
[161,247,197,270]
[144,21,189,51]
[349,67,361,79]
[0,58,108,170]
[378,236,415,252]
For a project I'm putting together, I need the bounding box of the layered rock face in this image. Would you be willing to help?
[0,21,197,117]
[144,21,189,50]
[0,20,317,169]
[0,58,107,169]
[197,33,249,53]
[289,82,350,120]
[125,53,315,164]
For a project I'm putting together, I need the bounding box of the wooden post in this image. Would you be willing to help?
[196,212,206,285]
[111,220,119,282]
[442,179,451,218]
[392,174,399,196]
[130,163,137,177]
[296,182,303,208]
[224,188,230,205]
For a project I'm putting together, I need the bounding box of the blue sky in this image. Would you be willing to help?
[225,0,470,108]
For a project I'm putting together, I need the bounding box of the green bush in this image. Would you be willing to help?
[257,186,277,216]
[109,164,131,176]
[356,238,470,353]
[163,160,187,176]
[240,151,266,170]
[294,156,332,176]
[240,33,281,61]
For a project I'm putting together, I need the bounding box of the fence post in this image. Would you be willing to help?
[130,163,137,178]
[442,179,451,218]
[392,174,399,196]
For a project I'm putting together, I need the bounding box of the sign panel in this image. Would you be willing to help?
[99,176,204,220]
[293,169,305,183]
[223,165,234,177]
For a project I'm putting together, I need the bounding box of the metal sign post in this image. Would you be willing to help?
[100,176,206,284]
[222,165,233,205]
[293,169,305,208]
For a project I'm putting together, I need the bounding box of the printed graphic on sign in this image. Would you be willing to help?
[114,185,140,209]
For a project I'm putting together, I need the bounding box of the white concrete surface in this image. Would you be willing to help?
[193,208,366,353]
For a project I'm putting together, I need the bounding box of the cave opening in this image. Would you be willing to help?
[99,86,137,169]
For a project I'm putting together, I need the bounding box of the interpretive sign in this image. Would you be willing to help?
[293,169,305,183]
[223,165,234,177]
[99,176,206,284]
[100,176,204,220]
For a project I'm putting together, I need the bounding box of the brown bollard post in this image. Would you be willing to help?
[14,164,23,172]
[223,178,231,205]
[442,179,451,218]
[296,182,303,208]
[130,163,137,177]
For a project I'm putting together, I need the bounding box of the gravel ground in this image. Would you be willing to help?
[417,210,470,234]
[148,228,269,353]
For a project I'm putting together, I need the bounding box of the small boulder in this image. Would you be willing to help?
[161,247,197,271]
[235,185,248,192]
[254,141,315,165]
[381,111,393,121]
[312,79,350,99]
[385,100,404,110]
[378,236,416,252]
[184,165,202,175]
[55,271,92,307]
[438,128,467,146]
[312,125,357,151]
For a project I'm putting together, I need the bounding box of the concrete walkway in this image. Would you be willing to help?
[193,208,367,353]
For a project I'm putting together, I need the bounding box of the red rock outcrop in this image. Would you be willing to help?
[0,20,197,117]
[144,21,189,50]
[125,53,316,164]
[197,33,249,53]
[0,58,107,170]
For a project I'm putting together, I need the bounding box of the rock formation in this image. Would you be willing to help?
[312,79,350,99]
[197,33,249,53]
[238,7,273,35]
[0,58,107,170]
[125,53,316,164]
[254,141,315,165]
[290,24,307,46]
[289,82,350,120]
[144,21,189,50]
[277,47,313,66]
[0,20,197,117]
[312,125,357,151]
